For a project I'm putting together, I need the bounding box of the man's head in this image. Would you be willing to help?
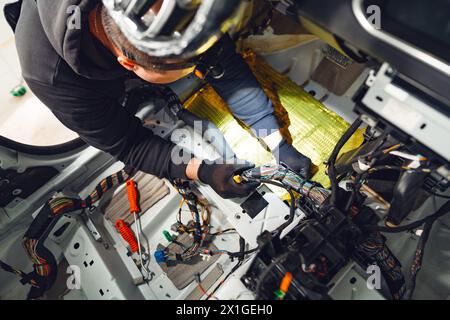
[98,0,246,84]
[99,4,196,84]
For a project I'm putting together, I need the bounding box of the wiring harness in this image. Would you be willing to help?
[154,180,214,264]
[240,117,446,300]
[155,181,257,264]
[0,168,131,300]
[241,164,331,207]
[355,231,406,299]
[154,180,258,300]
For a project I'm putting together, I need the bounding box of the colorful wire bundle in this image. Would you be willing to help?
[83,169,129,207]
[355,232,406,300]
[1,169,131,299]
[164,183,213,263]
[242,164,331,207]
[160,182,256,293]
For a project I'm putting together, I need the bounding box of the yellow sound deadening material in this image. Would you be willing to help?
[184,51,364,188]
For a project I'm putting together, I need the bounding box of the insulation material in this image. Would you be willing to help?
[103,172,170,225]
[184,51,364,187]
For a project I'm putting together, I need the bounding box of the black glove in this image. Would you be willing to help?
[273,140,312,179]
[198,160,260,199]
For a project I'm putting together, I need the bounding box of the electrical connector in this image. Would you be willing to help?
[200,253,212,262]
[163,230,174,242]
[274,289,286,300]
[154,250,166,263]
[171,222,182,232]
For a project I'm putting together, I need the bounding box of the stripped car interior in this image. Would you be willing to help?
[0,0,449,300]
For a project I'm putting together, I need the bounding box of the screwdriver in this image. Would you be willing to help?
[126,179,146,270]
[115,219,139,253]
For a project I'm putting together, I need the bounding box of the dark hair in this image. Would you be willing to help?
[100,5,197,71]
[100,5,162,67]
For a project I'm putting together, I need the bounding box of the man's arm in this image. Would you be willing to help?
[26,78,259,198]
[26,78,188,180]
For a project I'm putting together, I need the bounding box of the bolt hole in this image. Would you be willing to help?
[420,123,427,130]
[284,215,290,221]
[376,96,384,102]
[349,277,357,284]
[73,242,80,250]
[308,90,316,97]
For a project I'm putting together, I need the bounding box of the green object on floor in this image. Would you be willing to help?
[10,85,27,97]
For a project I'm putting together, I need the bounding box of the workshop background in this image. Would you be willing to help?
[0,0,77,146]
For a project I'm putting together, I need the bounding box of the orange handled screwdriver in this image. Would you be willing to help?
[126,180,146,270]
[115,219,139,253]
[126,180,140,214]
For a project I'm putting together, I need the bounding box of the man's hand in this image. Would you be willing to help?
[273,140,312,179]
[186,158,260,199]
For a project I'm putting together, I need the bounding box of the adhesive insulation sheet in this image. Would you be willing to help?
[184,51,364,188]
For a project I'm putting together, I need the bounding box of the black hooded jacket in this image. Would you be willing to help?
[15,0,186,179]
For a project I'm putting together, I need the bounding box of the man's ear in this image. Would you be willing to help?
[117,56,136,71]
